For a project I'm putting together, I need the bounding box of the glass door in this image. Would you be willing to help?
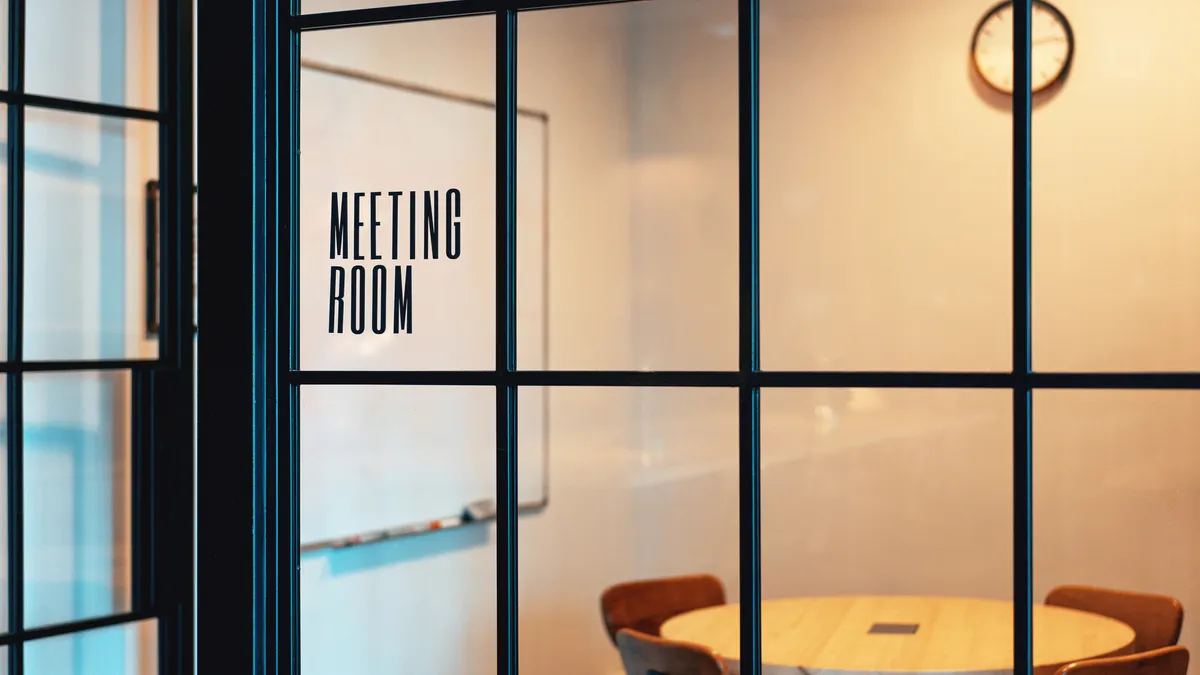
[0,0,194,673]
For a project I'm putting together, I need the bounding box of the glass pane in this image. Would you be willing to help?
[1034,390,1197,662]
[0,104,8,358]
[24,371,132,628]
[303,0,440,13]
[0,378,8,634]
[25,618,157,675]
[1032,2,1200,371]
[300,385,495,673]
[26,0,157,109]
[24,109,159,361]
[763,389,1011,672]
[761,0,1011,371]
[519,387,739,674]
[298,18,494,371]
[0,1,8,91]
[517,0,738,371]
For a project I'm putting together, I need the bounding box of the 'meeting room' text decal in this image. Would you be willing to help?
[327,189,462,335]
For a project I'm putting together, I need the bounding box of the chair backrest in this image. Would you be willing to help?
[1054,646,1189,675]
[615,629,727,675]
[601,574,726,645]
[1045,585,1184,652]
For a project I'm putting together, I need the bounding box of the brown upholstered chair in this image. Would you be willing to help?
[1054,646,1189,675]
[601,574,726,645]
[615,629,728,675]
[1045,585,1184,653]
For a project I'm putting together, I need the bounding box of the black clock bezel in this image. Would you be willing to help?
[971,0,1076,95]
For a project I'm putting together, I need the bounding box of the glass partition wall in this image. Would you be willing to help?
[248,0,1200,674]
[0,0,194,674]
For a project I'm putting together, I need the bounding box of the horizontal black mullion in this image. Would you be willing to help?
[510,0,649,10]
[0,359,161,373]
[288,369,496,386]
[511,370,737,387]
[1029,372,1200,390]
[287,370,740,387]
[287,369,1200,390]
[757,371,1012,388]
[291,0,649,31]
[0,90,160,121]
[291,0,493,30]
[0,610,157,647]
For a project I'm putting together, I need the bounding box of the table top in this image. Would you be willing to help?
[660,596,1136,674]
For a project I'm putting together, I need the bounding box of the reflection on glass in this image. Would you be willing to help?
[1034,390,1200,652]
[299,18,495,371]
[24,109,159,361]
[1032,2,1200,371]
[518,387,738,674]
[24,371,131,628]
[518,0,738,371]
[26,0,156,109]
[300,385,496,673]
[0,379,7,633]
[0,2,8,90]
[761,0,1011,372]
[0,104,7,358]
[762,389,1011,671]
[24,619,157,675]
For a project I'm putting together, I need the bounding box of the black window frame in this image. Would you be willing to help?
[196,1,1200,674]
[0,0,195,673]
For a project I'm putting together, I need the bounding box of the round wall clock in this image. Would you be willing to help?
[971,0,1074,94]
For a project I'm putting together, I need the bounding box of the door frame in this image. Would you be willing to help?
[195,1,1193,674]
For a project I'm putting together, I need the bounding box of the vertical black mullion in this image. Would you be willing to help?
[255,0,289,669]
[6,0,24,670]
[253,0,274,667]
[737,1,761,675]
[156,0,198,670]
[130,372,154,612]
[197,0,256,671]
[154,0,173,642]
[496,8,518,675]
[158,0,178,372]
[1012,2,1033,675]
[280,2,300,673]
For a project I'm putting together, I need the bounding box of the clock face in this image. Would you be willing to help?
[972,0,1074,94]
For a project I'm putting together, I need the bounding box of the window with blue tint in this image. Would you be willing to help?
[23,109,158,362]
[25,0,156,110]
[23,372,131,628]
[0,0,189,669]
[24,620,156,675]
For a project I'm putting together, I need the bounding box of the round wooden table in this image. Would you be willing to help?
[660,596,1136,675]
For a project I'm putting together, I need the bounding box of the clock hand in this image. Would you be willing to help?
[1004,36,1066,51]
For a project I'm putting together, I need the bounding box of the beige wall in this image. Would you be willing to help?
[632,0,1200,655]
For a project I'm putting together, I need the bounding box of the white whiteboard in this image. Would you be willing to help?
[296,62,548,548]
